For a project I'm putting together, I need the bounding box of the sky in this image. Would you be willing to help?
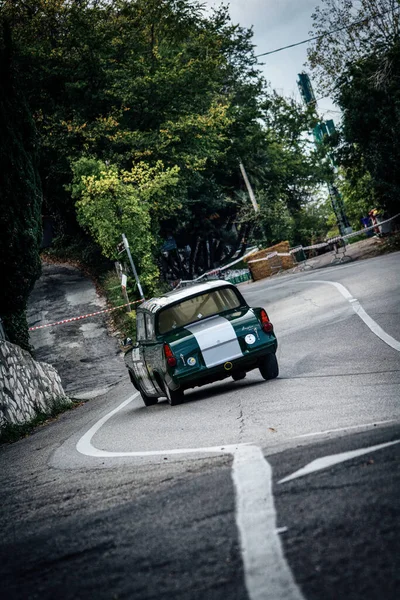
[204,0,340,120]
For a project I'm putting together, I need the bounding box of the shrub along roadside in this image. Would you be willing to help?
[0,396,80,445]
[101,271,137,342]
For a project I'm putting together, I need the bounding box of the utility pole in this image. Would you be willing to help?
[239,161,259,213]
[297,72,351,236]
[122,234,145,301]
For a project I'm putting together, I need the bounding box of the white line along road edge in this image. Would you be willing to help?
[293,279,400,352]
[76,392,243,457]
[76,394,305,600]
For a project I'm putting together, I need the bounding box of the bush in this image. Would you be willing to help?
[0,395,75,444]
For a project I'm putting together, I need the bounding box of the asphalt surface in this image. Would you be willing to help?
[271,425,400,600]
[2,251,399,599]
[27,263,126,397]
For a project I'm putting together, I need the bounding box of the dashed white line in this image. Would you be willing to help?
[279,439,400,484]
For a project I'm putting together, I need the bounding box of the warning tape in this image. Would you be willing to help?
[29,298,144,331]
[247,213,400,264]
[293,213,399,253]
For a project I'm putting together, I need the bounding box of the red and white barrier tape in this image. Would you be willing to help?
[247,213,400,264]
[29,298,144,331]
[247,252,278,264]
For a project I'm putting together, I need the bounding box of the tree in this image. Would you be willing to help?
[337,165,376,229]
[307,0,400,217]
[5,0,270,277]
[307,0,400,94]
[247,94,327,248]
[337,41,400,215]
[0,15,42,350]
[1,0,330,290]
[71,158,180,292]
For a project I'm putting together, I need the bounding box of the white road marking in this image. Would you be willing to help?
[76,393,243,457]
[291,419,397,439]
[232,445,305,600]
[293,279,400,351]
[279,439,400,484]
[77,396,304,600]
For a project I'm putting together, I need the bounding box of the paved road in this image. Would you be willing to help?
[27,263,126,397]
[1,252,399,599]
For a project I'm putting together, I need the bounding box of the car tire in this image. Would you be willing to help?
[164,383,184,406]
[232,371,246,381]
[140,389,158,407]
[259,353,279,380]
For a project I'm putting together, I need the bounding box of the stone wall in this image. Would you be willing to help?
[244,241,296,281]
[0,341,69,430]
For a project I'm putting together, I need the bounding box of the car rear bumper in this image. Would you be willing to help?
[170,340,277,390]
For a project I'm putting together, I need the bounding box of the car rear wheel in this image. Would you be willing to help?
[259,353,279,380]
[165,383,184,406]
[232,371,246,381]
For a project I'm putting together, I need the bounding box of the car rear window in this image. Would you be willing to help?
[157,288,241,334]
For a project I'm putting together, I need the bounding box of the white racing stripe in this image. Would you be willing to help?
[279,440,400,484]
[293,279,400,352]
[232,445,305,600]
[185,315,243,368]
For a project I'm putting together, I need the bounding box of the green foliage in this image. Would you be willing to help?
[0,16,42,351]
[251,95,328,247]
[253,193,333,249]
[71,158,180,291]
[307,0,400,95]
[101,271,137,341]
[307,0,400,219]
[337,41,400,216]
[2,0,330,286]
[337,167,375,230]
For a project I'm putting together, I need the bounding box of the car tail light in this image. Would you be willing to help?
[260,309,273,333]
[163,343,177,367]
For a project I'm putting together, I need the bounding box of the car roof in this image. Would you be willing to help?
[139,280,241,314]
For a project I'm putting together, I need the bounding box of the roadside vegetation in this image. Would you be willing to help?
[1,0,399,349]
[0,396,78,445]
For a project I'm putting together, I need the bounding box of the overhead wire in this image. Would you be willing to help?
[255,5,400,58]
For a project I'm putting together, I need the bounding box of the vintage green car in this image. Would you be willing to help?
[124,280,278,406]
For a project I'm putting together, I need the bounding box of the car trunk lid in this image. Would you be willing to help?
[184,315,243,368]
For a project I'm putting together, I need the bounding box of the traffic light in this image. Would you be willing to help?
[325,119,335,135]
[313,120,336,145]
[297,73,316,106]
[313,122,328,144]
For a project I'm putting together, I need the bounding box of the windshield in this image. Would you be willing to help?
[157,288,242,334]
